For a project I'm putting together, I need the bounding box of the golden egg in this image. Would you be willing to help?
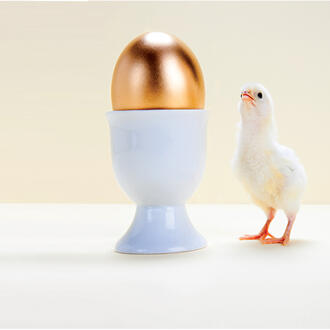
[111,32,205,110]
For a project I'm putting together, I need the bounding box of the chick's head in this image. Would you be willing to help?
[239,83,273,123]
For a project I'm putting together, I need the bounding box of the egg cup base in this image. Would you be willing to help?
[115,205,207,254]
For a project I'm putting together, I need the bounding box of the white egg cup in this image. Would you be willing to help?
[106,109,207,254]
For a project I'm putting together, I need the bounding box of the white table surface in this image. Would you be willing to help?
[0,204,329,328]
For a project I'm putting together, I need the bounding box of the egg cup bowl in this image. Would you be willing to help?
[106,109,207,254]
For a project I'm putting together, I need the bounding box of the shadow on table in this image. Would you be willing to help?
[224,238,320,258]
[0,238,319,266]
[0,244,211,266]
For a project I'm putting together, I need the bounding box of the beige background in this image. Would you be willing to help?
[0,1,329,203]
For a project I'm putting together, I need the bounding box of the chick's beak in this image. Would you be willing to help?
[241,91,254,101]
[241,90,255,102]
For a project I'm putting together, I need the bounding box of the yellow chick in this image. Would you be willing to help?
[232,83,307,245]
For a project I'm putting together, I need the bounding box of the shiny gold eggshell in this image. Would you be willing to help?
[111,32,205,110]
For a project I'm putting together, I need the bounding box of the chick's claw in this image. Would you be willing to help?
[239,234,265,240]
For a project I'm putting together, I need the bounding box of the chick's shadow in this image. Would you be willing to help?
[227,238,318,257]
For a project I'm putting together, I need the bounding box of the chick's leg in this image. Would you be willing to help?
[260,214,296,245]
[240,208,276,241]
[283,214,296,245]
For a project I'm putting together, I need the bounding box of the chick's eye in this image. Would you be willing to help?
[257,92,263,99]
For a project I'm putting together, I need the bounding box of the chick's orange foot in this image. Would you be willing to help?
[240,234,290,245]
[239,233,275,241]
[239,209,276,241]
[259,237,286,245]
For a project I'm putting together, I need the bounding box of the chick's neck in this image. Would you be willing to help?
[239,114,277,149]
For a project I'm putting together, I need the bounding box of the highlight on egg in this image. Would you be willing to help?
[111,32,205,110]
